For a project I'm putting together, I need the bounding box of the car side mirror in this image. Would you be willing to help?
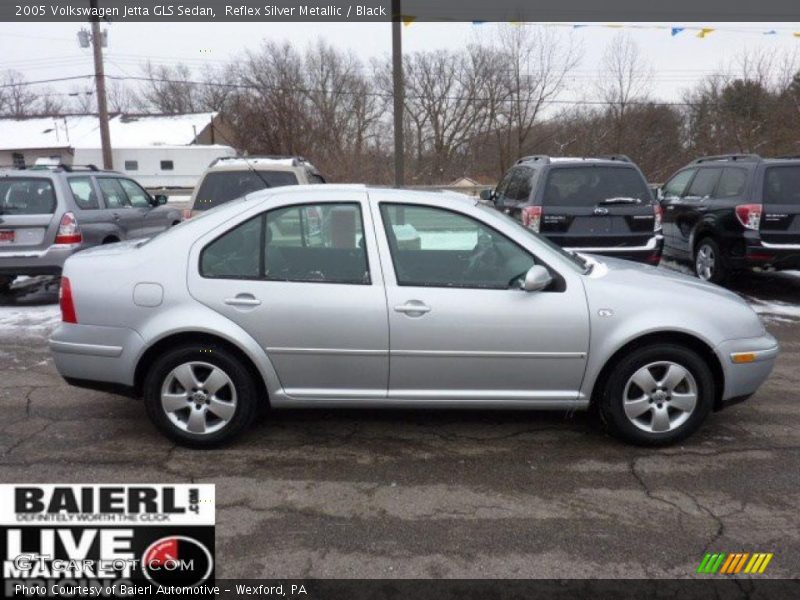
[479,189,494,202]
[154,194,168,206]
[520,265,553,292]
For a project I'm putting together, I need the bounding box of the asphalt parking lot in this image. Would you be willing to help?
[0,268,798,579]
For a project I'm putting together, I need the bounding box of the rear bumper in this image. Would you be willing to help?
[715,333,779,408]
[562,235,663,264]
[0,243,82,277]
[727,232,800,270]
[49,323,145,391]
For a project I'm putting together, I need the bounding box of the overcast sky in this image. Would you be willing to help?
[2,21,800,105]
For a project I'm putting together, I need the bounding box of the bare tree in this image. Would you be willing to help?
[138,61,200,113]
[597,33,653,152]
[0,70,38,117]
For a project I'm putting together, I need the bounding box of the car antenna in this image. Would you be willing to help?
[209,128,273,193]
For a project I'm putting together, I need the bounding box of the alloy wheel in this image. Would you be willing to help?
[622,361,698,433]
[695,244,715,281]
[160,361,237,435]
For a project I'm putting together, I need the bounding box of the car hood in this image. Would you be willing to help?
[585,254,748,305]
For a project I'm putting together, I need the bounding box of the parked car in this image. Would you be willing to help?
[481,155,663,264]
[185,155,325,219]
[658,154,800,283]
[49,185,777,447]
[0,165,180,294]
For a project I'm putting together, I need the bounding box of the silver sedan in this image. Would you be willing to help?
[49,185,778,447]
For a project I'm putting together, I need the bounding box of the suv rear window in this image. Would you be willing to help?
[542,167,650,207]
[0,178,57,215]
[194,170,299,210]
[764,166,800,205]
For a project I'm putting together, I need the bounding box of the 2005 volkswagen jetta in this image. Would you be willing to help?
[49,185,778,447]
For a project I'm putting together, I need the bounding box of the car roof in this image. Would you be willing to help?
[515,155,635,167]
[245,184,473,204]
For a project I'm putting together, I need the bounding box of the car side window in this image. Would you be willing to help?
[495,171,517,203]
[68,177,99,210]
[717,168,748,198]
[118,179,152,208]
[686,168,722,198]
[265,203,369,284]
[200,215,263,279]
[380,203,537,290]
[662,169,696,199]
[97,178,130,209]
[507,167,534,202]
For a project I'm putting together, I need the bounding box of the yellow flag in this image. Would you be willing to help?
[697,28,714,38]
[402,15,415,27]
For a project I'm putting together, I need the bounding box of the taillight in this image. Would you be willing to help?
[182,209,193,220]
[54,212,82,244]
[653,203,663,231]
[59,277,77,324]
[521,206,542,232]
[735,204,762,230]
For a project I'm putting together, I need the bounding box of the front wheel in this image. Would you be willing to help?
[694,238,728,284]
[143,343,259,447]
[598,344,715,446]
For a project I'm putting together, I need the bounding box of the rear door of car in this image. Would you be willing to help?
[187,189,390,400]
[760,164,800,247]
[0,175,60,256]
[537,165,655,249]
[65,175,108,246]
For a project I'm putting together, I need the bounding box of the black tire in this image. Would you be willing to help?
[694,237,728,284]
[143,343,259,447]
[0,276,12,295]
[598,344,715,446]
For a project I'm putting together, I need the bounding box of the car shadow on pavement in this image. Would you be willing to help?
[0,276,60,306]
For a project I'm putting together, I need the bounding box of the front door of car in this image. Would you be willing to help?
[96,176,144,240]
[679,167,722,251]
[660,168,696,255]
[118,178,165,238]
[187,192,389,400]
[372,200,590,403]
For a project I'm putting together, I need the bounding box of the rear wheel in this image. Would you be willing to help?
[598,344,715,446]
[694,237,728,284]
[143,343,259,447]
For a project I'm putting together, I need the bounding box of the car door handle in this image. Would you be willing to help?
[112,212,120,220]
[394,301,431,315]
[224,294,261,307]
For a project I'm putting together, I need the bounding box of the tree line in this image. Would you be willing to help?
[3,27,800,185]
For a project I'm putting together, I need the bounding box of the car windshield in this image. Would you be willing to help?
[193,170,299,210]
[477,203,590,273]
[543,166,651,207]
[0,178,57,215]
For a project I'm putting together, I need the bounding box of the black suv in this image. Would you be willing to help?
[659,154,800,283]
[481,155,662,264]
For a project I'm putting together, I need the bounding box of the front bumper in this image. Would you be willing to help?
[49,323,145,393]
[0,243,81,277]
[716,333,779,407]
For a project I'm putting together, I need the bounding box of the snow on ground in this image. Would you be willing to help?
[0,305,61,334]
[746,297,800,323]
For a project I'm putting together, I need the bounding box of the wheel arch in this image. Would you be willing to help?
[133,331,270,407]
[589,331,725,411]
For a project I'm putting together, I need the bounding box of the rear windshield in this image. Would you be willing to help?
[542,166,651,207]
[0,178,57,215]
[764,166,800,205]
[193,170,298,210]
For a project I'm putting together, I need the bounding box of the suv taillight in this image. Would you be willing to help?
[182,209,193,220]
[521,206,542,232]
[735,204,762,230]
[59,277,77,324]
[653,203,663,231]
[54,212,82,244]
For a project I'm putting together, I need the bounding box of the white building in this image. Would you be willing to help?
[0,112,236,188]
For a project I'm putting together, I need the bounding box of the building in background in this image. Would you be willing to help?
[0,112,236,188]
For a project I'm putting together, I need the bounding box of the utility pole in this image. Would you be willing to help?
[90,0,112,169]
[391,0,404,187]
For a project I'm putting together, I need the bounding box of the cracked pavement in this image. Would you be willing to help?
[1,272,798,579]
